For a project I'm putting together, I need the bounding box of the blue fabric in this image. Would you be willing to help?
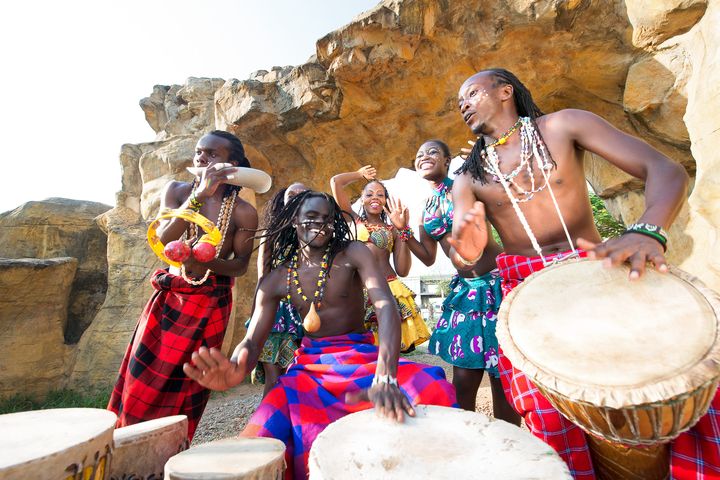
[423,177,454,241]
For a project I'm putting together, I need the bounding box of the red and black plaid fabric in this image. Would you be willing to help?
[108,269,233,441]
[497,251,596,479]
[497,251,720,479]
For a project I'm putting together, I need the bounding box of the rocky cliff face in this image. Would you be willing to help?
[2,0,717,395]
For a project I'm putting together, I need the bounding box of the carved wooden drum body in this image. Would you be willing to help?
[109,415,188,480]
[496,260,720,478]
[308,405,572,479]
[0,408,116,480]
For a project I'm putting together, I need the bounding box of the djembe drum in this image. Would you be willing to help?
[109,415,188,480]
[0,408,116,480]
[164,437,286,479]
[496,259,720,480]
[308,405,572,479]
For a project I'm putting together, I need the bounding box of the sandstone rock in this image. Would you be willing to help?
[0,258,76,398]
[0,198,110,343]
[626,0,707,49]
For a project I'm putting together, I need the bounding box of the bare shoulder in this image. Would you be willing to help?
[162,181,192,208]
[538,109,608,136]
[259,265,286,295]
[340,241,372,264]
[232,197,259,229]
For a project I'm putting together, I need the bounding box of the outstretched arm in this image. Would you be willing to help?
[330,166,376,221]
[386,196,412,276]
[559,109,689,277]
[184,272,282,390]
[447,171,489,268]
[344,242,415,422]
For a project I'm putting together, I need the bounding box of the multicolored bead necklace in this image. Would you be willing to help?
[286,246,330,311]
[487,117,522,148]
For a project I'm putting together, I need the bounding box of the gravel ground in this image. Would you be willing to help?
[192,344,496,446]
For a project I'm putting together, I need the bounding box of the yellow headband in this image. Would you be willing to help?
[147,209,221,267]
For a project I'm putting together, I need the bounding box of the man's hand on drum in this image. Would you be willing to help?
[183,345,248,391]
[577,234,668,280]
[194,163,236,201]
[346,383,415,422]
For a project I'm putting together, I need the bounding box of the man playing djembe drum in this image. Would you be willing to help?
[108,130,259,442]
[184,191,457,480]
[449,68,719,479]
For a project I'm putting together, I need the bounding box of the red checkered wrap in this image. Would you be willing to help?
[242,332,457,480]
[108,269,233,441]
[497,251,596,479]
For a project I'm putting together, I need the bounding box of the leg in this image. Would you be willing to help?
[490,375,521,426]
[452,366,483,412]
[261,362,282,398]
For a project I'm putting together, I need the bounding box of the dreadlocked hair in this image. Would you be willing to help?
[262,190,354,272]
[261,188,287,229]
[456,68,555,184]
[358,180,389,223]
[209,130,251,168]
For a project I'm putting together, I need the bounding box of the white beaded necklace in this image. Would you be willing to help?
[481,117,578,266]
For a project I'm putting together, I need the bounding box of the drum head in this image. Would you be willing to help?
[308,405,571,479]
[164,437,285,480]
[496,260,720,408]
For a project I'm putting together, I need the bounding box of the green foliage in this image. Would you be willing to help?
[436,278,452,297]
[590,193,625,239]
[0,387,111,415]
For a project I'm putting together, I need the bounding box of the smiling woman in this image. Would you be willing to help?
[0,0,379,214]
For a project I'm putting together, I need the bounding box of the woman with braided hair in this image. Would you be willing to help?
[331,166,431,353]
[185,190,456,479]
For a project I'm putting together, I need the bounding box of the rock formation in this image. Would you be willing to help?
[2,0,718,395]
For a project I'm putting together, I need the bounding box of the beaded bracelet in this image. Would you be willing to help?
[371,373,398,387]
[398,226,414,242]
[455,252,482,267]
[188,194,203,212]
[624,223,668,252]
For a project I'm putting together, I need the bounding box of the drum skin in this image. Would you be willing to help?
[308,405,572,479]
[0,408,116,480]
[164,437,285,480]
[496,260,720,479]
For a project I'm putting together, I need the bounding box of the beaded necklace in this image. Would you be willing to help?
[286,246,330,332]
[181,184,237,285]
[480,117,578,265]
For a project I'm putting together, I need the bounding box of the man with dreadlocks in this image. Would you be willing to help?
[450,68,718,479]
[185,190,456,479]
[108,130,259,442]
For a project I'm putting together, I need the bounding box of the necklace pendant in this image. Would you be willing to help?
[303,302,321,333]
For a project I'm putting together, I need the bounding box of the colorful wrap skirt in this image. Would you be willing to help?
[246,301,304,384]
[242,332,457,480]
[429,272,502,376]
[364,276,431,352]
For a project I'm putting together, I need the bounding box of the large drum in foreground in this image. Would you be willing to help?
[109,415,188,480]
[0,407,116,480]
[164,437,285,479]
[496,260,720,478]
[308,405,572,479]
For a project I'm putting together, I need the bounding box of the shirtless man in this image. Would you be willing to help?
[185,191,456,479]
[449,69,719,479]
[108,130,259,441]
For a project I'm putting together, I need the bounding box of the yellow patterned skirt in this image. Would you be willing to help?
[364,276,431,352]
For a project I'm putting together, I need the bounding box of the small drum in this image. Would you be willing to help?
[109,415,188,480]
[308,405,572,479]
[164,437,286,479]
[496,260,720,478]
[0,407,116,480]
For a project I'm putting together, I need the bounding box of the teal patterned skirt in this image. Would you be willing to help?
[428,272,502,376]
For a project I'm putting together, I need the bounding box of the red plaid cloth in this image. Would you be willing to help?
[497,251,720,479]
[108,269,233,441]
[497,251,596,479]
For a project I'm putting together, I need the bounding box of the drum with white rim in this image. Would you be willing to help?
[496,259,720,478]
[0,407,116,480]
[109,415,188,480]
[308,404,572,479]
[164,437,286,480]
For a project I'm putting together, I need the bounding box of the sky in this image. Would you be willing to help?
[0,0,380,214]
